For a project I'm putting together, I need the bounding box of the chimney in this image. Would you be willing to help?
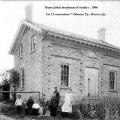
[98,28,106,41]
[25,4,33,22]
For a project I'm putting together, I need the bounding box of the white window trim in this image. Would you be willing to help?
[31,34,36,53]
[20,68,24,91]
[60,63,70,88]
[19,44,23,59]
[109,70,117,91]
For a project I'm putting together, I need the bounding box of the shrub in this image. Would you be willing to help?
[73,103,91,118]
[73,99,105,119]
[72,96,120,120]
[1,105,16,116]
[73,109,83,119]
[95,102,105,120]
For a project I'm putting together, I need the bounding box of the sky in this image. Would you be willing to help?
[0,1,120,78]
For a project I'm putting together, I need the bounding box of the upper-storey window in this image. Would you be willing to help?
[109,71,117,90]
[31,35,36,52]
[61,64,69,87]
[19,43,23,58]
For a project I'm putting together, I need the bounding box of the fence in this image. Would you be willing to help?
[0,91,41,103]
[72,96,120,120]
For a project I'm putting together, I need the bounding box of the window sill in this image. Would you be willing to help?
[60,86,71,90]
[88,56,97,59]
[18,56,23,60]
[109,90,117,93]
[30,50,36,54]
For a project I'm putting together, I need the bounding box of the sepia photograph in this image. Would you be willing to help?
[0,1,120,119]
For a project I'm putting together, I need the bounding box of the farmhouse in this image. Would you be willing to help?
[9,8,120,102]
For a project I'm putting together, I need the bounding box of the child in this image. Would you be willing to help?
[32,100,41,116]
[15,95,23,114]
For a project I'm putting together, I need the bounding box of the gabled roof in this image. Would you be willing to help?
[9,19,120,55]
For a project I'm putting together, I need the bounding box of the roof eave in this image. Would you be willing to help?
[9,20,120,55]
[9,20,43,55]
[47,32,120,54]
[9,20,25,55]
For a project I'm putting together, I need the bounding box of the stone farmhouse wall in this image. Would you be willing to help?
[14,27,43,100]
[42,36,120,102]
[13,27,120,102]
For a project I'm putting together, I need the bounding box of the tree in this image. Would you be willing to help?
[9,70,20,101]
[0,69,9,82]
[0,70,10,100]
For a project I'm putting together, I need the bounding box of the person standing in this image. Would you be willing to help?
[50,86,60,116]
[41,94,47,115]
[15,95,23,115]
[62,89,73,117]
[25,96,34,115]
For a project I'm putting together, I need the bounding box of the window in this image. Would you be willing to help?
[31,35,36,52]
[20,69,24,90]
[19,44,23,58]
[109,71,116,90]
[61,64,69,86]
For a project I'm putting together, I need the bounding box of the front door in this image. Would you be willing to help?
[85,67,98,97]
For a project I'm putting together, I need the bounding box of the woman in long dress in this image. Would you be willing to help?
[62,90,72,117]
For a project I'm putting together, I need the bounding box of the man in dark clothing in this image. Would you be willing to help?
[25,96,34,115]
[50,86,60,116]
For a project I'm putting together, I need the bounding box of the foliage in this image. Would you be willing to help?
[0,70,9,81]
[1,104,16,116]
[101,97,120,116]
[9,70,20,101]
[72,97,120,120]
[9,70,20,87]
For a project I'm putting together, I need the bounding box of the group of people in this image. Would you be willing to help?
[49,86,73,117]
[15,86,73,117]
[15,95,40,115]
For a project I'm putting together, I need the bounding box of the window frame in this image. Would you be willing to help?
[109,71,117,91]
[19,43,23,59]
[60,63,70,87]
[31,34,36,52]
[20,68,25,90]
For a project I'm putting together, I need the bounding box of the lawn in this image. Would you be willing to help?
[0,102,80,120]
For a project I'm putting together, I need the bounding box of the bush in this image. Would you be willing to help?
[1,105,16,116]
[72,97,120,120]
[80,103,91,118]
[73,103,91,118]
[73,100,105,119]
[95,102,105,120]
[73,109,83,119]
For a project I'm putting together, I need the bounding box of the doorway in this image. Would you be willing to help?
[85,67,98,97]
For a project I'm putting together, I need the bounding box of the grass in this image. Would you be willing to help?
[0,103,76,120]
[0,99,104,120]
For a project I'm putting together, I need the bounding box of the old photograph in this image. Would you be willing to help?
[0,1,120,120]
